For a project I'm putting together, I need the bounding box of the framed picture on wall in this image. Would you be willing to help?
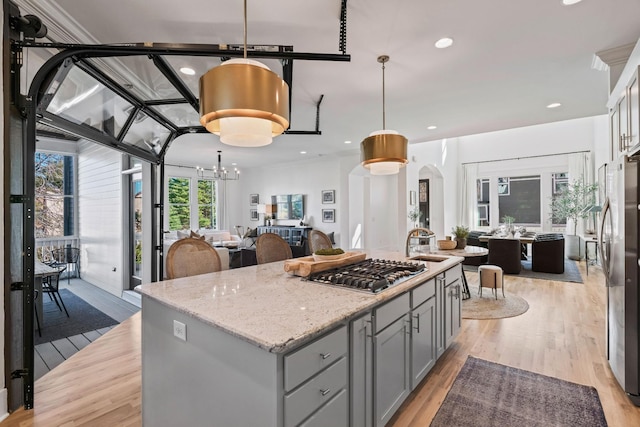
[250,194,259,205]
[250,209,258,221]
[409,190,416,206]
[322,190,335,204]
[322,209,335,223]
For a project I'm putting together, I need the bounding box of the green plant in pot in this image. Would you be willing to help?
[451,225,469,249]
[408,207,422,228]
[549,178,598,260]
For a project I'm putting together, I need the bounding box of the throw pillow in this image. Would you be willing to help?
[177,230,189,239]
[190,230,202,238]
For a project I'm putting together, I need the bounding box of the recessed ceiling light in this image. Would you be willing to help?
[547,103,562,109]
[180,67,196,75]
[427,125,437,130]
[344,140,352,144]
[562,0,582,5]
[300,151,307,154]
[231,162,237,166]
[435,38,453,49]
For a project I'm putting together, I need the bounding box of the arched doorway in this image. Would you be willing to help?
[417,165,445,239]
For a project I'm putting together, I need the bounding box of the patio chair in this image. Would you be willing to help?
[42,268,70,317]
[256,233,292,264]
[166,237,222,279]
[50,247,80,284]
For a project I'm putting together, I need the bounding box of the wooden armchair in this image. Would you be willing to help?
[308,230,333,254]
[256,233,293,264]
[166,237,222,279]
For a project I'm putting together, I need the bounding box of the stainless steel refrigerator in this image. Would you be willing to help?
[599,155,640,406]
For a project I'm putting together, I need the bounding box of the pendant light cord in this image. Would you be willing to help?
[381,60,386,130]
[243,0,248,60]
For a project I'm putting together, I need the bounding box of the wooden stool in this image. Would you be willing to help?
[478,265,505,299]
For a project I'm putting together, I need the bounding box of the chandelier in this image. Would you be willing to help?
[360,55,408,175]
[196,151,240,181]
[199,0,289,147]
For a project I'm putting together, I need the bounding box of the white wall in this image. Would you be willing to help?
[77,142,124,297]
[232,154,355,248]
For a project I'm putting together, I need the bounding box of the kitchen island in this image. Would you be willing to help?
[137,250,464,427]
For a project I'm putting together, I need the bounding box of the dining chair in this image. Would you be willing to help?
[308,230,333,254]
[42,268,70,317]
[256,233,293,264]
[166,237,222,279]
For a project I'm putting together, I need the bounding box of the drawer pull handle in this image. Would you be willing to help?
[320,388,331,396]
[320,352,331,360]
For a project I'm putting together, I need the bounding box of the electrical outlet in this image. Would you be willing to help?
[173,320,187,341]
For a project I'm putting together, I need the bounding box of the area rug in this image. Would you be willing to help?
[430,356,608,427]
[463,285,529,319]
[464,259,583,283]
[35,289,118,345]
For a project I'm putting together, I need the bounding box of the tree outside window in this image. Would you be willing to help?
[168,177,191,230]
[35,152,75,237]
[198,179,216,229]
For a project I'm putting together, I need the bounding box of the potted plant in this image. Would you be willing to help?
[501,215,516,235]
[451,225,470,249]
[408,207,422,228]
[550,178,598,260]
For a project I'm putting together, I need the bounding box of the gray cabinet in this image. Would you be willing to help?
[609,66,640,160]
[350,313,373,427]
[435,274,446,358]
[410,296,436,389]
[284,326,348,427]
[374,313,411,427]
[444,264,463,348]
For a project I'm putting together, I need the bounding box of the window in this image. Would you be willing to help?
[498,175,541,225]
[551,172,568,225]
[198,179,217,229]
[35,152,75,237]
[168,177,191,230]
[476,178,490,227]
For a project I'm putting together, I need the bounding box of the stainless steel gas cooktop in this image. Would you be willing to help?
[306,258,426,293]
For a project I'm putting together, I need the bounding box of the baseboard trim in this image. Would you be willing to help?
[0,388,8,422]
[122,290,142,308]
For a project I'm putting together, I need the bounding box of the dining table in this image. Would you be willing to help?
[478,233,537,244]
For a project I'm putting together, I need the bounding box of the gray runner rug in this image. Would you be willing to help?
[431,356,607,427]
[464,259,583,283]
[35,289,118,345]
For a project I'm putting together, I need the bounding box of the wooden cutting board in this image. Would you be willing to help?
[283,251,367,277]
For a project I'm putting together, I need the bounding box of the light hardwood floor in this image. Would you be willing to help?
[3,262,640,426]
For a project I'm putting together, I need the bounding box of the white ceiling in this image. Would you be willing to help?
[17,0,640,170]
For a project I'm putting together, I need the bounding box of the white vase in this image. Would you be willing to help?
[565,234,581,260]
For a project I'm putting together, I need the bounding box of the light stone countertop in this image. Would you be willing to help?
[137,250,463,353]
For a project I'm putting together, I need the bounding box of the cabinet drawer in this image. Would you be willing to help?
[299,388,348,427]
[284,325,347,391]
[374,293,410,333]
[284,357,348,427]
[412,278,435,308]
[445,263,462,285]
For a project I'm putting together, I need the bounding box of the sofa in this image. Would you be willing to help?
[163,229,242,278]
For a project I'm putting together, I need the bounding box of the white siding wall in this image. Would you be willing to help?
[77,142,124,297]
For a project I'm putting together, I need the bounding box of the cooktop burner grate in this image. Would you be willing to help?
[306,258,426,293]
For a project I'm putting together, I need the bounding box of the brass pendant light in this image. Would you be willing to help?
[361,55,408,175]
[199,0,289,147]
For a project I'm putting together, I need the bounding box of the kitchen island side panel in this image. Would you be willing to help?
[142,296,281,427]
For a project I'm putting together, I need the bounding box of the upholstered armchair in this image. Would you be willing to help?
[532,233,565,273]
[487,238,522,274]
